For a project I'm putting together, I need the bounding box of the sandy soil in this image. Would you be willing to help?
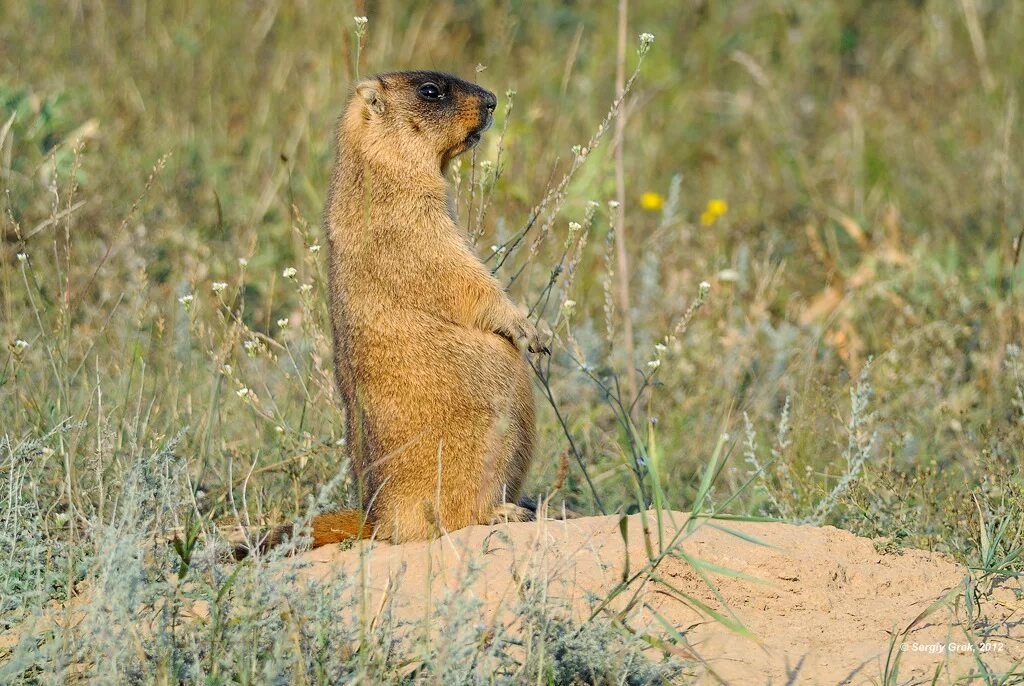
[5,512,1021,684]
[290,511,1023,684]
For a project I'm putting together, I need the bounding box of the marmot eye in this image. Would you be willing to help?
[417,82,443,101]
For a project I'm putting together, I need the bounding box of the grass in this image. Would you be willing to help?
[2,0,1024,682]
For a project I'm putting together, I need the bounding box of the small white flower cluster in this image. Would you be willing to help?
[490,244,507,257]
[699,280,711,297]
[283,266,297,279]
[638,32,655,55]
[608,200,620,209]
[243,338,260,357]
[16,253,27,263]
[571,144,589,160]
[238,257,249,268]
[561,299,577,317]
[309,244,321,253]
[646,342,667,370]
[12,339,29,354]
[211,282,227,293]
[299,283,313,294]
[353,15,368,36]
[277,318,289,329]
[566,220,582,248]
[178,294,194,310]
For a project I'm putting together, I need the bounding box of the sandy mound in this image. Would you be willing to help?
[289,512,1021,684]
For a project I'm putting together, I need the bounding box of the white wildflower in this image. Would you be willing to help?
[353,16,368,25]
[277,318,289,328]
[299,283,313,294]
[16,253,27,263]
[638,32,655,55]
[275,425,285,433]
[13,339,29,353]
[282,267,297,279]
[699,280,711,296]
[647,359,661,369]
[309,244,321,253]
[178,294,194,307]
[238,257,248,267]
[236,387,250,398]
[568,221,582,232]
[211,281,227,293]
[654,343,667,353]
[243,339,259,356]
[608,200,621,209]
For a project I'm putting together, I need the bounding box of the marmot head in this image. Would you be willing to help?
[344,70,498,174]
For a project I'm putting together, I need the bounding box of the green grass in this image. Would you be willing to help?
[2,0,1024,682]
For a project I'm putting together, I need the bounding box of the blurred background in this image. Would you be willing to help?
[2,0,1023,563]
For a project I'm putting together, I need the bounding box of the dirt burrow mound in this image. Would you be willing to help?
[295,512,1021,684]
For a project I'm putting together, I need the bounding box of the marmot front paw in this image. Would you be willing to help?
[509,317,550,354]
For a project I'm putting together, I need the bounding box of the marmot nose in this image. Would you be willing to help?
[483,91,497,113]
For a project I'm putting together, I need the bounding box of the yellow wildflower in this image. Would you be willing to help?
[700,198,728,226]
[640,191,664,211]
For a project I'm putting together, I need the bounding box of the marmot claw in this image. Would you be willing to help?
[512,318,550,355]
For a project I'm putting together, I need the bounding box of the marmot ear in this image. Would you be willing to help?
[356,80,385,116]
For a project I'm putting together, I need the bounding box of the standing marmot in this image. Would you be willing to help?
[243,71,546,555]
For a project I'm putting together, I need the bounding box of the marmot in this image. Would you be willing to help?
[241,71,546,555]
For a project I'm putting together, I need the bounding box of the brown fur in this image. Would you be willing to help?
[237,71,544,557]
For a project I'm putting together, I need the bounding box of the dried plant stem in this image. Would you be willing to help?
[491,46,650,277]
[613,0,638,402]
